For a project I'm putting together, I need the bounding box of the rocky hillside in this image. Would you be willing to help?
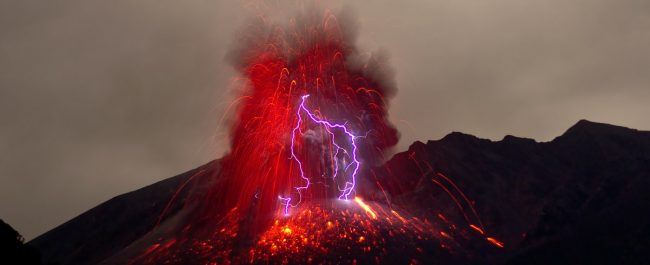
[28,120,650,264]
[379,119,650,264]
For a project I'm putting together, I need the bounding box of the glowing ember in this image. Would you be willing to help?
[487,237,505,248]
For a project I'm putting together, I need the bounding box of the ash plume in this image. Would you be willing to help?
[198,4,401,222]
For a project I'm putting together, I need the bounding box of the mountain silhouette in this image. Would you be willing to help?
[27,120,650,264]
[1,219,43,265]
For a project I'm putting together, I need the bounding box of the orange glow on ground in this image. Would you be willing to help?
[132,201,505,264]
[283,227,292,235]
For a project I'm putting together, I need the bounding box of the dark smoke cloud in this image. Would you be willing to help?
[224,4,399,155]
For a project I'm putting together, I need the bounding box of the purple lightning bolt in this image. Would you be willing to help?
[279,95,362,215]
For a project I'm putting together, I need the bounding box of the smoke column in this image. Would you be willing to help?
[193,6,398,230]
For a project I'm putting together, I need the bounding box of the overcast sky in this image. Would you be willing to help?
[1,0,649,240]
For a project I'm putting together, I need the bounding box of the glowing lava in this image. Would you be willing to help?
[354,197,377,219]
[132,200,498,264]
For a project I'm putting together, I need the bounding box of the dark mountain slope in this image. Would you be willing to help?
[1,219,42,265]
[28,161,218,265]
[378,119,650,264]
[29,120,650,264]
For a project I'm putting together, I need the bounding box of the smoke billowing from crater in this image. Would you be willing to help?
[198,5,400,221]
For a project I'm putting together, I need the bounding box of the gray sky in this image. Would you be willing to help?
[1,0,649,240]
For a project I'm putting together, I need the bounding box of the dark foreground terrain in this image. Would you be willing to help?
[22,120,650,264]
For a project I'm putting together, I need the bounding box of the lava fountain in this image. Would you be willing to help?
[129,6,504,265]
[198,7,398,224]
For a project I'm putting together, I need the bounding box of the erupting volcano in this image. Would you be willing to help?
[210,7,400,221]
[103,7,504,265]
[17,3,650,265]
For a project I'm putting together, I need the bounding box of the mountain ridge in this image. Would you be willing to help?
[28,120,650,264]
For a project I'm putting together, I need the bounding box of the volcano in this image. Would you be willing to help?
[27,120,650,265]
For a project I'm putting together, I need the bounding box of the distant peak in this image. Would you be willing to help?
[501,135,537,144]
[442,131,480,140]
[560,119,637,139]
[574,119,602,128]
[431,131,489,146]
[408,140,427,150]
